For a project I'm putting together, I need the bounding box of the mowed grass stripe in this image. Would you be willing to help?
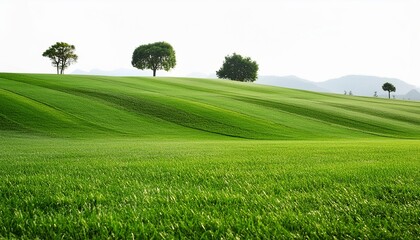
[228,95,409,137]
[0,88,75,124]
[0,75,212,138]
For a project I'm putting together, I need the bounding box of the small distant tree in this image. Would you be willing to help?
[374,91,378,97]
[42,42,78,74]
[382,82,396,99]
[216,53,259,82]
[349,91,353,96]
[344,91,347,95]
[131,42,176,77]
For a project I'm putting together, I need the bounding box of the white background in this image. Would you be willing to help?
[1,0,419,86]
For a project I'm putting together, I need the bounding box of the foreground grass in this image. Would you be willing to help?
[1,137,419,239]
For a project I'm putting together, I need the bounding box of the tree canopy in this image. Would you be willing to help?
[42,42,78,74]
[216,53,259,82]
[382,82,396,99]
[131,42,176,77]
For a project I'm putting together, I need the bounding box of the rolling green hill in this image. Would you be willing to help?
[1,73,419,139]
[1,73,419,238]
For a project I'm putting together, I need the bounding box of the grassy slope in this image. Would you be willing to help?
[1,73,420,140]
[1,73,419,238]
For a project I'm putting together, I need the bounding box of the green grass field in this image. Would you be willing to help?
[1,73,419,238]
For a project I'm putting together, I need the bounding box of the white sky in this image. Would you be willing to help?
[1,0,420,86]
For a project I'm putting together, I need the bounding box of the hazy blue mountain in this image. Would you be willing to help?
[402,89,420,101]
[257,75,330,92]
[317,75,416,96]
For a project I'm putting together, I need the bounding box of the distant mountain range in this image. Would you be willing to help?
[257,75,329,92]
[257,75,420,101]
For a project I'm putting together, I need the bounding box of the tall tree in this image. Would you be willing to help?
[216,53,259,82]
[382,82,396,99]
[42,42,78,74]
[131,42,176,77]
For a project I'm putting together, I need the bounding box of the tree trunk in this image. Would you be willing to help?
[153,69,156,77]
[388,91,390,99]
[57,66,59,75]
